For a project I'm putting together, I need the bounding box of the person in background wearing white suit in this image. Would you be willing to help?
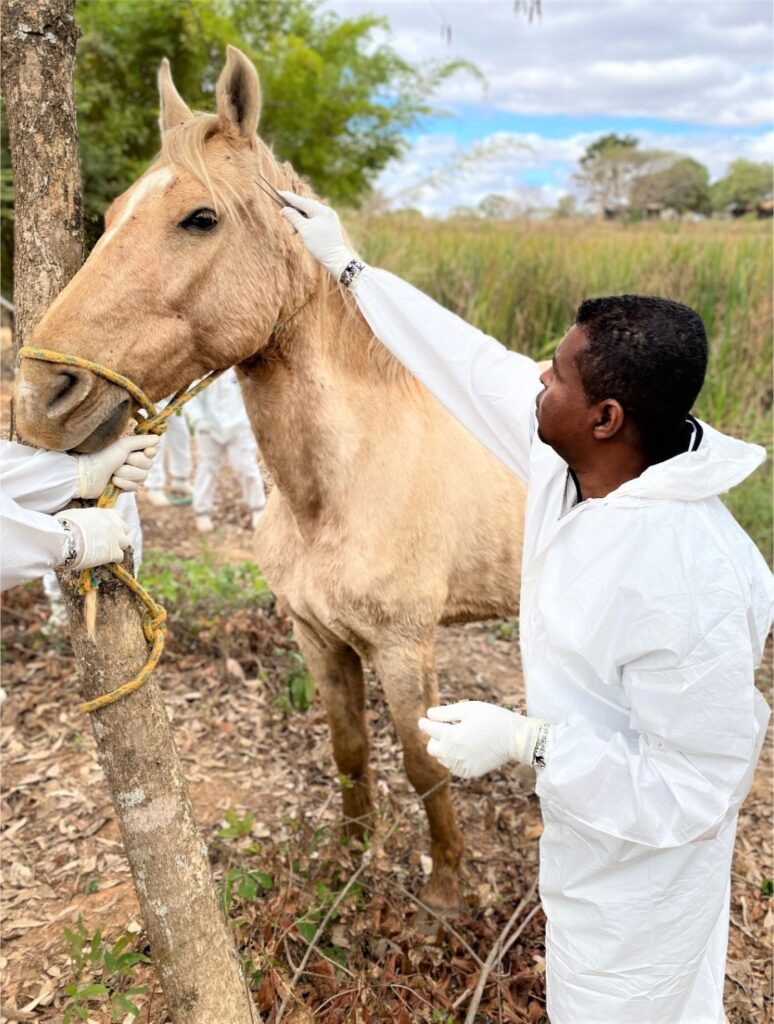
[144,404,193,507]
[184,367,266,533]
[1,434,159,591]
[280,193,773,1024]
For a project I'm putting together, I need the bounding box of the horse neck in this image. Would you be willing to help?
[240,279,409,526]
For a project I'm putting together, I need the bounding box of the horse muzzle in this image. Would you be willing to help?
[14,358,132,452]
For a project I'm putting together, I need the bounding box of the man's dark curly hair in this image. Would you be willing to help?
[574,295,708,460]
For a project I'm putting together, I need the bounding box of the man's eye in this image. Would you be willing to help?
[179,208,218,232]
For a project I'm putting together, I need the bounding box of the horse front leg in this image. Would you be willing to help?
[374,637,464,911]
[292,619,375,837]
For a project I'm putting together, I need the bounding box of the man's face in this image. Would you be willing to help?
[535,324,594,462]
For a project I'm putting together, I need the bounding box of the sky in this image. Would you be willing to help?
[323,0,774,215]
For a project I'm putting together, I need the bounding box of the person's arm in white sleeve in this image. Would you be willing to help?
[0,493,130,590]
[535,580,769,848]
[278,193,542,483]
[0,490,71,588]
[1,436,160,508]
[1,441,79,512]
[0,438,155,591]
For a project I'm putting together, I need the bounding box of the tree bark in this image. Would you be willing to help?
[0,0,82,355]
[2,2,255,1020]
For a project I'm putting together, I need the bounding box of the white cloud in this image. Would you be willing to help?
[326,0,773,127]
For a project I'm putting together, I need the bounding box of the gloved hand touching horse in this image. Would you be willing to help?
[418,701,550,779]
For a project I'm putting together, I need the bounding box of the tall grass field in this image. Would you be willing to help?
[352,216,772,559]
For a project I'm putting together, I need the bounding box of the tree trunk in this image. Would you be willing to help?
[1,3,255,1020]
[0,0,82,356]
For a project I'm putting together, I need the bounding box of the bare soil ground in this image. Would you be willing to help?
[1,469,772,1023]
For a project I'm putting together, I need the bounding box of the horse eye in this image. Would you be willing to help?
[180,208,218,232]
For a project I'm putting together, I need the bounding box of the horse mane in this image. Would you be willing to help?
[159,113,420,391]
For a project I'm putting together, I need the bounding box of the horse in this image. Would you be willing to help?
[14,46,526,909]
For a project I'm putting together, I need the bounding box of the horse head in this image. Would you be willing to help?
[15,46,316,452]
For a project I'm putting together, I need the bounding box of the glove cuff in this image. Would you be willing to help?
[509,714,551,767]
[54,513,86,570]
[76,456,91,498]
[339,258,366,290]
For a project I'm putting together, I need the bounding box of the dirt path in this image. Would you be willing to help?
[1,476,771,1022]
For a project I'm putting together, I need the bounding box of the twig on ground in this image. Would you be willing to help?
[275,850,372,1023]
[496,903,542,963]
[464,878,539,1024]
[730,913,768,950]
[452,986,473,1010]
[312,987,360,1017]
[275,776,449,1022]
[374,876,485,969]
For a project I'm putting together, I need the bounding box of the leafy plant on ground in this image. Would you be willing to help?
[139,547,272,652]
[62,919,149,1022]
[221,866,275,916]
[285,650,317,712]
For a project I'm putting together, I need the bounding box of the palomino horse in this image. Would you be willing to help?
[15,47,526,909]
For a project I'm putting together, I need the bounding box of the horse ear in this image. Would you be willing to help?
[215,45,261,139]
[158,58,193,133]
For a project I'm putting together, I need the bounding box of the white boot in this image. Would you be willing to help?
[195,514,214,533]
[169,476,193,496]
[146,489,171,507]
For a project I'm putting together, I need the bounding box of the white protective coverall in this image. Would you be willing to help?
[349,266,773,1024]
[185,368,266,515]
[1,442,142,590]
[145,406,192,492]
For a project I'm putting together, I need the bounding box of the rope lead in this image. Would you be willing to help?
[18,292,314,713]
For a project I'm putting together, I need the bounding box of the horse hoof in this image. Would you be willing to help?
[419,875,462,913]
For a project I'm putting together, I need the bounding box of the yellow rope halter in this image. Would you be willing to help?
[18,293,313,713]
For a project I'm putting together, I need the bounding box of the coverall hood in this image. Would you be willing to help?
[613,421,766,503]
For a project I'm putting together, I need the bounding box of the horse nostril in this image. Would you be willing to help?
[46,367,94,418]
[51,372,78,403]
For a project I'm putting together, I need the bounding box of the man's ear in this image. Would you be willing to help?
[593,399,626,440]
[215,45,261,139]
[158,58,193,134]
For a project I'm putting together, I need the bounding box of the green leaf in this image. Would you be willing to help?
[76,982,110,999]
[217,809,255,840]
[761,877,773,896]
[112,992,142,1020]
[315,882,333,903]
[255,871,274,891]
[322,945,348,968]
[296,920,317,943]
[238,875,258,901]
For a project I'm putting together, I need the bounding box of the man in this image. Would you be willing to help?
[279,192,772,1024]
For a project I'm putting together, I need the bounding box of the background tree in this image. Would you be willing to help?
[553,194,579,219]
[1,0,472,291]
[710,159,773,212]
[573,133,645,211]
[477,193,522,220]
[630,156,711,214]
[74,0,470,237]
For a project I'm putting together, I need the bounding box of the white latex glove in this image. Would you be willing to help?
[418,701,549,779]
[78,434,160,497]
[277,191,356,280]
[54,507,130,570]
